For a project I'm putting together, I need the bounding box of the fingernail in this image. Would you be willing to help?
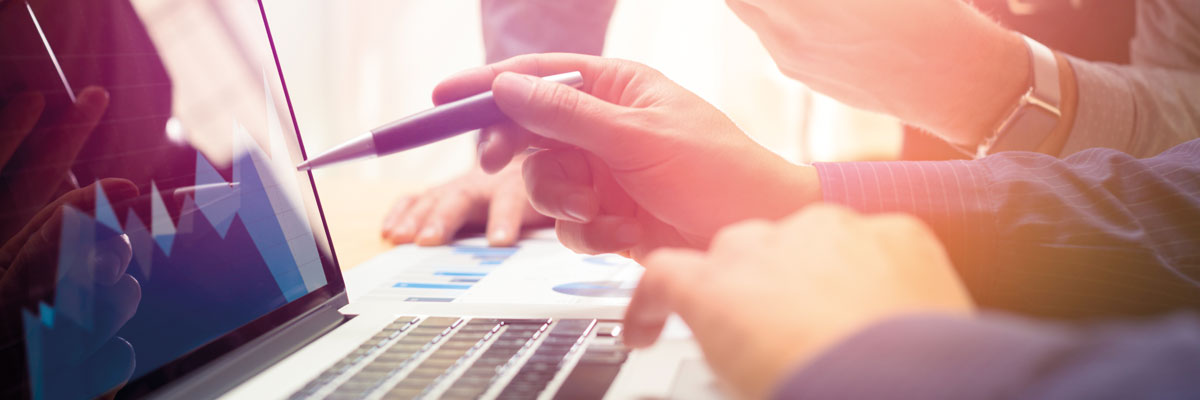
[495,73,536,102]
[489,228,510,245]
[387,223,414,243]
[395,223,414,237]
[92,235,132,285]
[417,226,441,244]
[477,136,491,159]
[79,87,110,108]
[563,194,594,223]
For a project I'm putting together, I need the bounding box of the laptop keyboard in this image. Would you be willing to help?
[289,317,629,400]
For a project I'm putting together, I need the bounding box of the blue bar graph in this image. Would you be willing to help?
[385,245,520,303]
[393,282,473,290]
[404,297,455,303]
[433,272,487,277]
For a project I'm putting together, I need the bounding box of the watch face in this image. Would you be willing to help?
[991,103,1060,153]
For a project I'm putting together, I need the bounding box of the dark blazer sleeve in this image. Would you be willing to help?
[480,0,617,63]
[815,139,1200,319]
[775,312,1200,400]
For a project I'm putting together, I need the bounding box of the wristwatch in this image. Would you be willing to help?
[975,35,1062,157]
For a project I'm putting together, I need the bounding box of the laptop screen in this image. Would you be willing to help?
[0,0,343,398]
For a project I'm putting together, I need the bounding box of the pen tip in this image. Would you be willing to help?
[296,161,311,171]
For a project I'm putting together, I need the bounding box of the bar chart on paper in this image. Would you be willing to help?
[381,245,520,302]
[346,231,644,306]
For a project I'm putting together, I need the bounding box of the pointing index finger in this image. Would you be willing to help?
[624,248,706,348]
[431,53,612,105]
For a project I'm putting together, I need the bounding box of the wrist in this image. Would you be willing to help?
[1033,53,1079,155]
[951,31,1031,148]
[770,163,822,214]
[718,158,821,236]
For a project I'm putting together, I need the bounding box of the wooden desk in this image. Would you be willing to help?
[313,177,414,270]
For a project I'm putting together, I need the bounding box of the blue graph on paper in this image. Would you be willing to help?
[551,280,636,298]
[391,246,518,302]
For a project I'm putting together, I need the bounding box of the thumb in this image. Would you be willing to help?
[492,72,633,160]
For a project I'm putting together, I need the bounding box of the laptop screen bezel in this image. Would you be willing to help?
[109,1,347,397]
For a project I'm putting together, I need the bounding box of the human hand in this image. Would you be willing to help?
[381,153,551,247]
[0,179,142,399]
[624,204,972,399]
[432,53,821,259]
[725,0,1029,146]
[0,87,111,240]
[0,87,141,398]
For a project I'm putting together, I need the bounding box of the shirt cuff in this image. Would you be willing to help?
[1058,56,1137,157]
[813,161,998,286]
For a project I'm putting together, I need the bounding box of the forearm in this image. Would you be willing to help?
[814,140,1200,319]
[1059,59,1200,158]
[891,0,1200,157]
[480,0,617,62]
[775,312,1200,399]
[1050,0,1200,157]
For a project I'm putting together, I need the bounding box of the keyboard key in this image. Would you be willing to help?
[442,387,486,400]
[388,343,425,352]
[381,387,423,399]
[372,318,500,398]
[539,336,581,347]
[549,319,593,336]
[502,318,551,326]
[421,316,461,327]
[578,349,627,365]
[419,357,458,369]
[288,317,420,399]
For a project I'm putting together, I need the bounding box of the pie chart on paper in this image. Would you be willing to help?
[582,254,633,267]
[552,280,636,298]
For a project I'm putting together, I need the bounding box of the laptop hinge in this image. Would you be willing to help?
[146,293,349,400]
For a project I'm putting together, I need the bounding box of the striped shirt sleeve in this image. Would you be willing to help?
[774,312,1200,400]
[814,139,1200,319]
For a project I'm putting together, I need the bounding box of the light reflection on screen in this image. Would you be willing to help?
[0,0,334,398]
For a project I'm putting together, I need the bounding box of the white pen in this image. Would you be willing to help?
[296,71,584,171]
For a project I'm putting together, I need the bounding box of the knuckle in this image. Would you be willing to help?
[537,81,582,125]
[391,196,414,208]
[544,80,579,107]
[554,97,586,131]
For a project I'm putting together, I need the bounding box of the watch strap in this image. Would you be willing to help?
[977,35,1062,157]
[1025,35,1061,108]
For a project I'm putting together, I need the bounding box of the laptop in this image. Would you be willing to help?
[0,0,714,398]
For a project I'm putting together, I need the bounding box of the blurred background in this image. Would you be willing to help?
[127,0,904,266]
[255,0,904,186]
